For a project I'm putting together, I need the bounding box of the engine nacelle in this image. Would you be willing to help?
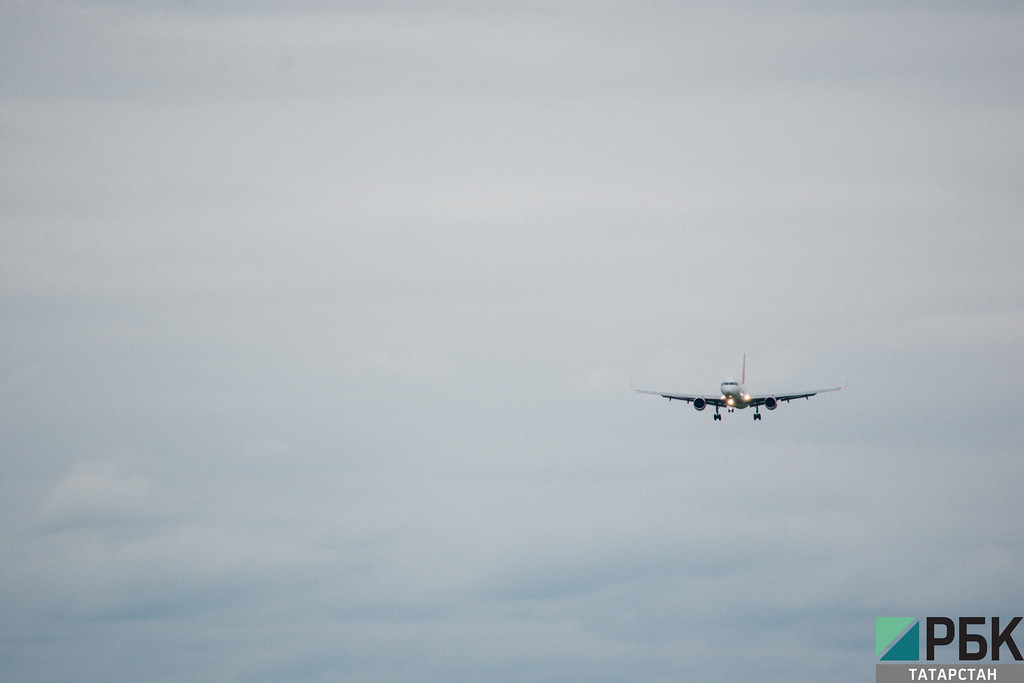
[693,397,707,411]
[764,396,778,411]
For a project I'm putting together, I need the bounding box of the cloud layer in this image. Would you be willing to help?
[2,2,1023,681]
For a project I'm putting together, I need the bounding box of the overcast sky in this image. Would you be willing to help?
[2,2,1023,681]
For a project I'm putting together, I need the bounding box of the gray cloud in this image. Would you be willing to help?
[2,1,1022,681]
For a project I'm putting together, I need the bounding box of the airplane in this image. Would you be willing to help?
[635,354,844,421]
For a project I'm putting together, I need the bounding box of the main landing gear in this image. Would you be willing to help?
[714,408,764,421]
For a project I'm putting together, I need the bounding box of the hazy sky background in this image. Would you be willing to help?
[2,2,1022,681]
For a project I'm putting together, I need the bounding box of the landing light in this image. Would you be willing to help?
[727,398,734,406]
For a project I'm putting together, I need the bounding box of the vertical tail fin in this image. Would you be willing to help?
[742,353,746,385]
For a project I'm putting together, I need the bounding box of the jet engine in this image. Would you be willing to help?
[764,396,778,411]
[693,397,707,411]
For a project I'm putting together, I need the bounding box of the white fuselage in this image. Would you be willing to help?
[720,378,751,409]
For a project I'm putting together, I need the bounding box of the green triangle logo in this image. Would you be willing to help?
[876,617,916,656]
[880,621,920,661]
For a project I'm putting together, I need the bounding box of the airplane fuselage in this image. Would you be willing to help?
[720,378,751,409]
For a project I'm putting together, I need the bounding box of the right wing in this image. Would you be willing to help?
[750,385,844,404]
[749,380,847,405]
[634,388,725,406]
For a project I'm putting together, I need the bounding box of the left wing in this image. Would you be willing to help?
[633,388,726,407]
